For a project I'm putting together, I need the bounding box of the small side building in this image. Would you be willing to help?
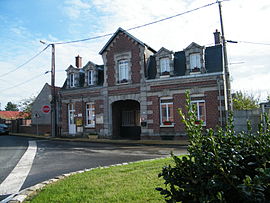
[31,83,60,135]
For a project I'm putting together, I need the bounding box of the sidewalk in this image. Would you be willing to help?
[9,133,189,147]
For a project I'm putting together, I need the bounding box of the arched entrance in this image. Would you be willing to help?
[112,100,141,140]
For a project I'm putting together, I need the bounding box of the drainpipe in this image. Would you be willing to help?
[81,96,84,136]
[217,77,223,127]
[261,103,266,131]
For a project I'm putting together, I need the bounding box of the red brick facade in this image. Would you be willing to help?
[106,32,142,86]
[60,28,227,140]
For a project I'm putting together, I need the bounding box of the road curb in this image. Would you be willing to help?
[9,133,189,147]
[7,158,163,202]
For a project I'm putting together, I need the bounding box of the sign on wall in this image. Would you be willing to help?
[42,105,51,114]
[96,115,103,124]
[76,118,83,126]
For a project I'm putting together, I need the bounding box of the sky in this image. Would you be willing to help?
[0,0,269,110]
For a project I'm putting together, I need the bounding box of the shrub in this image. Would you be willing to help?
[157,92,270,203]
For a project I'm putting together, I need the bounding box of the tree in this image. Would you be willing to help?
[5,102,19,111]
[18,96,36,119]
[232,91,259,110]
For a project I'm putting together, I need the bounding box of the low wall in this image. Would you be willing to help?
[233,109,261,133]
[9,119,51,135]
[31,124,51,135]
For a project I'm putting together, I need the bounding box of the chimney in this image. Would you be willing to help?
[75,55,82,68]
[214,29,221,45]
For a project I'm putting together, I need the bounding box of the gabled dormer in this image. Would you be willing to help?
[155,47,174,78]
[83,61,97,86]
[65,55,86,88]
[184,42,206,75]
[66,65,80,88]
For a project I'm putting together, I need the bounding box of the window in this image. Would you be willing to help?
[86,103,95,127]
[160,58,170,74]
[88,70,94,85]
[189,53,201,71]
[69,73,75,87]
[118,60,128,83]
[160,99,174,126]
[191,100,206,125]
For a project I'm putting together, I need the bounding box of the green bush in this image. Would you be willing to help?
[157,92,270,203]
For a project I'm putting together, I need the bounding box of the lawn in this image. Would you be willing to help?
[26,157,177,203]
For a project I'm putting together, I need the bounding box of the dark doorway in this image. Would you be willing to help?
[112,100,141,140]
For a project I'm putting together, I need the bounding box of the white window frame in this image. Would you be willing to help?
[160,98,174,127]
[189,53,201,70]
[160,57,170,74]
[191,100,206,126]
[88,70,94,86]
[118,59,129,83]
[69,73,75,87]
[85,102,95,127]
[68,103,75,125]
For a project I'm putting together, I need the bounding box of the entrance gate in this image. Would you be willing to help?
[112,100,141,139]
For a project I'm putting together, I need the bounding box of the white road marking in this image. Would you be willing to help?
[0,141,37,195]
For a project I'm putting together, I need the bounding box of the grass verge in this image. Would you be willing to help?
[25,157,178,203]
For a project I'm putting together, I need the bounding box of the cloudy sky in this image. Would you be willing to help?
[0,0,269,110]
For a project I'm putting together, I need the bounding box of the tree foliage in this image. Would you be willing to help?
[5,101,19,111]
[157,91,270,203]
[18,96,36,119]
[232,91,259,110]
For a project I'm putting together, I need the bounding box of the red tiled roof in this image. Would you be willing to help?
[0,111,29,120]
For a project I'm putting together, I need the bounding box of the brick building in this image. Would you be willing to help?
[60,28,228,140]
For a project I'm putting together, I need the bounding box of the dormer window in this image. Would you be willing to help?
[69,73,75,87]
[160,57,170,75]
[118,59,128,83]
[88,70,94,85]
[190,53,201,71]
[184,42,205,75]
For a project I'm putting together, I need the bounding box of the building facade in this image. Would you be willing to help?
[60,28,227,140]
[31,83,60,135]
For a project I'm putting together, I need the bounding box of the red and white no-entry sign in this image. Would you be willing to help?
[42,105,51,113]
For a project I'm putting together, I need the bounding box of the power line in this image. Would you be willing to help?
[54,1,218,45]
[238,41,270,46]
[0,72,48,92]
[0,44,50,78]
[126,2,217,32]
[0,1,224,90]
[0,1,220,79]
[227,40,270,46]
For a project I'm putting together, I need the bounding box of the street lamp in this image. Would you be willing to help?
[40,41,57,137]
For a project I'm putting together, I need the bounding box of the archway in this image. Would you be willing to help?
[112,100,141,140]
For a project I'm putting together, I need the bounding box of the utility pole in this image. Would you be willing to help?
[217,0,232,122]
[51,44,57,137]
[40,40,58,137]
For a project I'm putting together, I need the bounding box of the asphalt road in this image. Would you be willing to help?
[0,135,187,201]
